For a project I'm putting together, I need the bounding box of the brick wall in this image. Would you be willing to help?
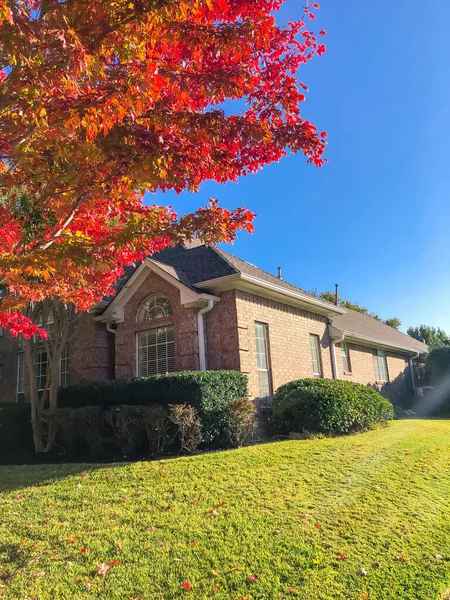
[234,290,334,398]
[337,342,412,402]
[115,270,200,379]
[205,290,240,371]
[0,313,113,403]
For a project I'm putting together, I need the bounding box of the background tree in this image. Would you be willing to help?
[315,291,401,329]
[0,0,327,339]
[407,325,450,350]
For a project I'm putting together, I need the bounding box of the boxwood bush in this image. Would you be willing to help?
[272,378,394,435]
[0,403,34,461]
[58,371,248,442]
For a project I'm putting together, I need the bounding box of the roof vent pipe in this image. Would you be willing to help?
[334,283,339,306]
[277,266,283,280]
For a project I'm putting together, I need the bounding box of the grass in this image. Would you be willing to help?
[0,420,450,600]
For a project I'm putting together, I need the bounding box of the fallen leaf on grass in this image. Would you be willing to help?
[148,525,156,532]
[79,472,87,478]
[248,574,259,583]
[360,568,368,576]
[315,523,322,529]
[397,556,405,562]
[97,560,120,575]
[338,552,347,560]
[210,508,219,516]
[435,554,445,560]
[181,580,191,591]
[68,535,78,543]
[81,548,87,553]
[162,472,168,478]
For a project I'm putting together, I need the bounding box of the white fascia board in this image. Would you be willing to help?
[195,273,345,316]
[96,259,210,323]
[333,330,427,356]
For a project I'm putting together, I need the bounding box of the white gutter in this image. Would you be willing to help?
[330,331,345,380]
[197,299,214,371]
[106,322,117,335]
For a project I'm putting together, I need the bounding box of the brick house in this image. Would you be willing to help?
[0,242,428,404]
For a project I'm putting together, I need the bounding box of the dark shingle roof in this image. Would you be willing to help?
[215,248,326,304]
[107,243,427,354]
[331,309,428,354]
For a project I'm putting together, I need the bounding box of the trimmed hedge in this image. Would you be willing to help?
[272,378,394,436]
[58,371,248,442]
[0,403,34,460]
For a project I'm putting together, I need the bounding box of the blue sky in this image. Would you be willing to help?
[149,0,450,333]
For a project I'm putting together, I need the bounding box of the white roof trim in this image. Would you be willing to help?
[96,259,217,323]
[195,272,345,316]
[329,324,427,355]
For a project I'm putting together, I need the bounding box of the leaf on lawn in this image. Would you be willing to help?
[210,508,219,516]
[338,552,347,560]
[248,574,259,583]
[435,554,445,560]
[81,548,87,553]
[181,580,191,591]
[162,472,168,478]
[121,496,127,501]
[15,494,22,500]
[315,523,322,529]
[190,540,196,547]
[148,525,156,532]
[68,535,78,543]
[97,560,120,575]
[191,499,198,505]
[287,589,298,596]
[211,585,218,592]
[79,472,87,478]
[221,501,226,506]
[405,452,410,456]
[166,504,172,510]
[397,556,405,562]
[360,567,368,576]
[208,474,213,479]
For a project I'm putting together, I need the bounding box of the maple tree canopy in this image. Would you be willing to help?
[0,0,327,338]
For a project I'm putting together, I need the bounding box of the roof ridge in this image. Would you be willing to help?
[216,247,339,308]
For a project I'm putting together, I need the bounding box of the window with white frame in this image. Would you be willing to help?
[34,311,54,342]
[16,353,25,400]
[137,326,175,377]
[310,334,323,377]
[341,342,351,373]
[373,349,389,382]
[255,322,272,398]
[34,349,49,391]
[34,348,70,391]
[137,294,173,322]
[60,348,69,387]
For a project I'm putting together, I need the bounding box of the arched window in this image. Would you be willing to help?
[137,294,173,322]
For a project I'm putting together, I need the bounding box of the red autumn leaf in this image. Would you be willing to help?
[313,2,320,8]
[190,540,196,547]
[181,581,191,591]
[405,452,410,456]
[320,29,327,36]
[338,552,347,560]
[121,496,127,501]
[162,472,168,478]
[248,574,259,583]
[81,548,87,553]
[315,523,322,529]
[15,494,22,500]
[397,556,405,562]
[79,472,87,478]
[221,501,226,506]
[320,131,328,138]
[166,504,172,510]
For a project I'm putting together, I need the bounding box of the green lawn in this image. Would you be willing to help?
[1,421,450,600]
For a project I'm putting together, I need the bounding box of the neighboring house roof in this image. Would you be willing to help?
[330,309,428,355]
[105,243,427,355]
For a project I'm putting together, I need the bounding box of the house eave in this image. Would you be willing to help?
[195,273,345,317]
[329,325,428,357]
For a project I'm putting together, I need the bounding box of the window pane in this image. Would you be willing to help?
[341,343,351,372]
[254,322,271,398]
[16,353,25,399]
[138,325,175,377]
[310,335,322,377]
[60,348,69,388]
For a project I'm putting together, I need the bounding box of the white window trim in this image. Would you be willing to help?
[136,294,173,323]
[341,342,351,373]
[310,334,323,377]
[254,322,272,399]
[137,325,175,377]
[16,353,25,401]
[373,349,389,382]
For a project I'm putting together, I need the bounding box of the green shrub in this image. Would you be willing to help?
[104,406,148,455]
[223,397,257,447]
[141,405,174,456]
[58,371,248,442]
[169,404,203,453]
[56,406,108,457]
[272,379,394,436]
[0,403,33,461]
